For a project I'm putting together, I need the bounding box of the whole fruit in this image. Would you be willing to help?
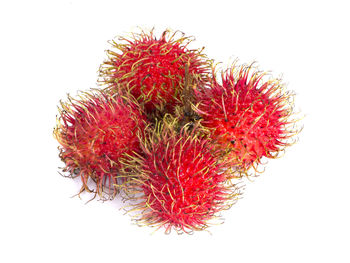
[54,90,146,199]
[195,64,297,176]
[122,118,240,233]
[99,29,210,114]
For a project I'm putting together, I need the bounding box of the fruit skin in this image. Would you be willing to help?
[54,89,146,199]
[99,29,210,114]
[122,117,240,234]
[195,64,298,176]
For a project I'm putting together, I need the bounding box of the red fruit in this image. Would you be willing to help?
[54,90,146,199]
[195,64,297,175]
[99,29,209,113]
[123,120,239,234]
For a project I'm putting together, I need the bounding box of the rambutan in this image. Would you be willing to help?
[99,29,210,114]
[195,64,298,176]
[52,28,303,234]
[122,117,240,234]
[54,89,146,199]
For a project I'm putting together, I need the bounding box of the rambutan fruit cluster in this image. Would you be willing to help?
[54,29,300,234]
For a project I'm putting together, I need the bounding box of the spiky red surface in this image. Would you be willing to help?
[125,125,238,233]
[54,91,146,198]
[196,65,295,172]
[100,30,209,113]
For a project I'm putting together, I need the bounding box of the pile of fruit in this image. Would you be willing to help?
[54,29,299,234]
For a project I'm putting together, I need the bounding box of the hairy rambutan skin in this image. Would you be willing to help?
[99,29,210,113]
[195,64,298,176]
[54,90,146,199]
[122,118,240,234]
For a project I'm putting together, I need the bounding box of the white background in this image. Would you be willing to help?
[1,0,349,262]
